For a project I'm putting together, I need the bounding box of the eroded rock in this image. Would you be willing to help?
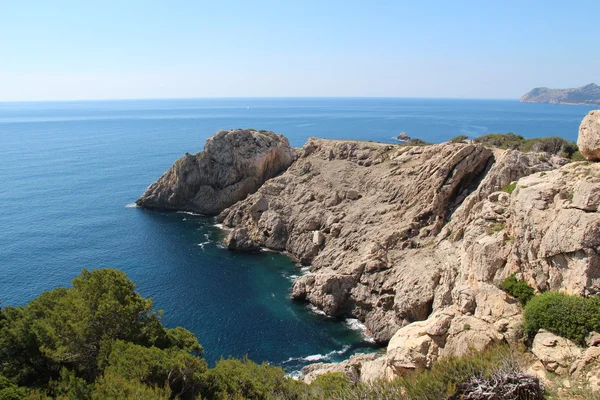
[136,129,295,215]
[578,110,600,161]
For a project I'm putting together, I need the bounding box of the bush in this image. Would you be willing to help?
[500,274,535,306]
[570,151,586,161]
[200,357,305,400]
[473,133,579,159]
[523,292,600,345]
[450,135,469,143]
[314,345,538,400]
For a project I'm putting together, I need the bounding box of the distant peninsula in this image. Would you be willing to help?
[520,83,600,105]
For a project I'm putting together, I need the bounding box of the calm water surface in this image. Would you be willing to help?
[0,98,594,371]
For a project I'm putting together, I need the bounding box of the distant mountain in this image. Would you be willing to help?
[521,83,600,105]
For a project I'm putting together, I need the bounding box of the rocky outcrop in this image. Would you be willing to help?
[532,330,581,374]
[219,139,496,342]
[136,129,295,215]
[578,110,600,161]
[213,130,600,385]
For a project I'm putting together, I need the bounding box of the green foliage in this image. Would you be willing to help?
[309,373,353,398]
[92,372,171,400]
[500,274,535,306]
[473,132,579,159]
[316,345,520,400]
[450,135,468,143]
[102,340,206,398]
[501,182,517,194]
[200,357,305,400]
[524,292,600,345]
[0,268,205,398]
[0,375,28,400]
[570,150,586,161]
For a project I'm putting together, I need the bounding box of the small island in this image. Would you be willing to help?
[520,83,600,105]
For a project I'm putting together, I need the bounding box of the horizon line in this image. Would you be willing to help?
[0,95,522,104]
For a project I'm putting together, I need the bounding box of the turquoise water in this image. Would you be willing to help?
[0,98,594,372]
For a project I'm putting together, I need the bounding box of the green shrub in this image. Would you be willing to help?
[570,151,586,161]
[0,376,28,400]
[523,292,600,345]
[501,182,517,194]
[473,133,578,158]
[309,373,353,398]
[200,357,305,400]
[450,135,469,143]
[500,274,535,306]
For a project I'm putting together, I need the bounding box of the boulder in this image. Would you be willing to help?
[531,330,581,374]
[136,129,295,215]
[578,110,600,161]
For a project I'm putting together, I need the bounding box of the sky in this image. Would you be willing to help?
[0,0,598,101]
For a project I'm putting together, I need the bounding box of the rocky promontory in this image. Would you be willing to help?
[521,83,600,105]
[136,129,295,215]
[139,115,600,391]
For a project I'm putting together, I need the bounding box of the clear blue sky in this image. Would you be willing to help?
[1,0,598,101]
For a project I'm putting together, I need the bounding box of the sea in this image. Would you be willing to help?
[0,98,595,373]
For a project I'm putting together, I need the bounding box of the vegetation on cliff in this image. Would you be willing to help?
[524,292,600,346]
[472,132,581,159]
[0,269,545,399]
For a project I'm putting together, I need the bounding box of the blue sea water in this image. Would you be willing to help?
[0,98,595,372]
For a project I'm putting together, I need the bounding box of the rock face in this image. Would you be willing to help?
[521,83,600,105]
[136,129,295,215]
[578,110,600,161]
[215,133,600,384]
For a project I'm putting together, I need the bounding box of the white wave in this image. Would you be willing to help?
[216,243,226,249]
[287,274,299,281]
[308,305,329,317]
[125,203,138,208]
[196,241,211,250]
[260,247,277,253]
[300,266,311,274]
[282,345,351,365]
[345,318,376,343]
[286,370,302,380]
[176,211,204,216]
[213,223,231,230]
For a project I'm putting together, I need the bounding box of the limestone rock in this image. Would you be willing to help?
[532,330,582,374]
[136,129,295,215]
[300,353,378,384]
[577,110,600,161]
[225,228,259,251]
[219,139,495,341]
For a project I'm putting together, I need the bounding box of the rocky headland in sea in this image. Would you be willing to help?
[521,83,600,105]
[137,110,600,391]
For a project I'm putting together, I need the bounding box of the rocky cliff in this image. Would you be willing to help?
[215,124,600,386]
[140,117,600,389]
[136,129,295,215]
[521,83,600,105]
